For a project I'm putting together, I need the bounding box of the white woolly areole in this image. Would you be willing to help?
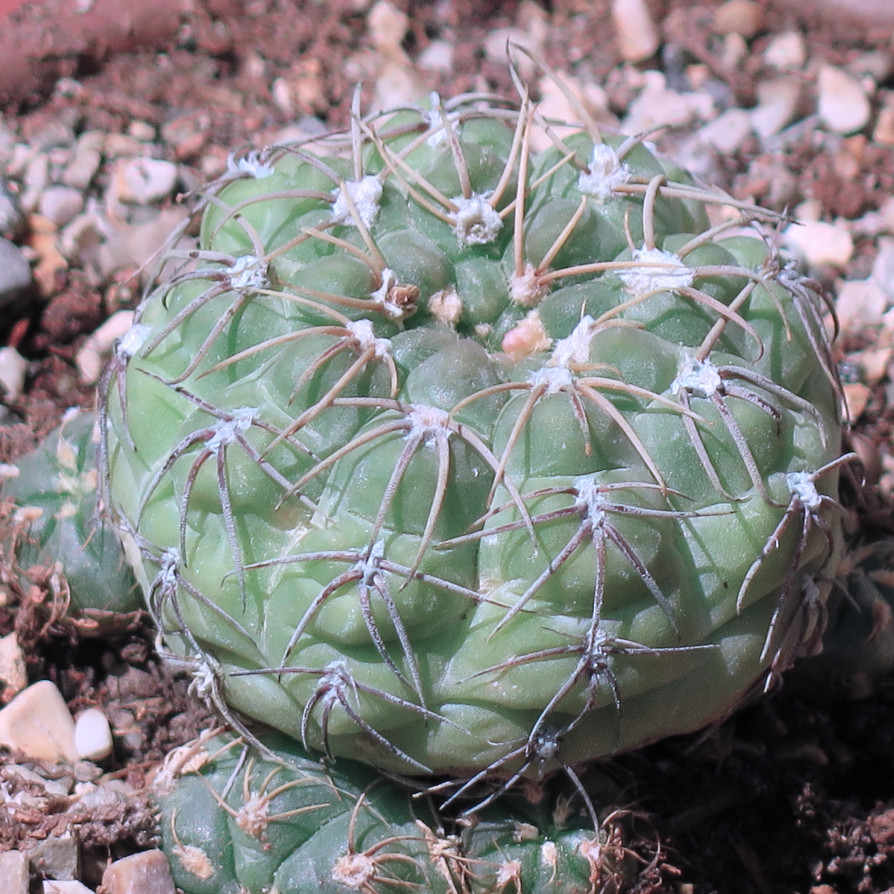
[315,659,357,705]
[528,365,575,394]
[346,318,391,358]
[228,254,268,291]
[226,150,274,179]
[618,247,694,297]
[207,407,255,453]
[428,288,463,326]
[525,314,594,390]
[369,268,411,320]
[157,548,181,591]
[355,540,386,580]
[551,315,597,369]
[450,193,502,246]
[775,262,811,292]
[496,862,524,887]
[671,355,722,399]
[577,143,632,202]
[573,475,608,527]
[331,175,383,228]
[785,470,822,510]
[408,404,450,429]
[510,263,549,308]
[425,92,450,149]
[407,404,451,439]
[117,323,150,357]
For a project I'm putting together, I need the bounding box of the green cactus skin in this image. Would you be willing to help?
[1,408,140,614]
[154,730,633,894]
[101,82,848,782]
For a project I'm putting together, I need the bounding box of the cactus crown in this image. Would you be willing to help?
[101,68,847,788]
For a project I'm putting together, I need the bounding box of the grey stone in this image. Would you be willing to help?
[39,186,85,228]
[62,145,102,191]
[0,116,16,167]
[27,833,80,881]
[0,179,26,240]
[0,237,33,311]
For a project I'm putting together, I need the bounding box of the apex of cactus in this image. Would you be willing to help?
[100,68,848,787]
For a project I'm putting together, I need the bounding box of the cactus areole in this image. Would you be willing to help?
[102,86,848,780]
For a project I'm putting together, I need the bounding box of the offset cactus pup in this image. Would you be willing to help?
[154,728,636,894]
[1,407,141,618]
[100,75,849,787]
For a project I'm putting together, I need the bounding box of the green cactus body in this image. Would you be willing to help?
[102,90,847,780]
[2,409,140,614]
[155,730,630,894]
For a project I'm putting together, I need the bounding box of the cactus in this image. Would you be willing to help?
[154,728,635,894]
[809,533,894,680]
[1,408,141,615]
[100,75,848,786]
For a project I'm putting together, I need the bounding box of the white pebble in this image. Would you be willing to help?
[62,145,102,190]
[102,133,143,158]
[871,237,894,297]
[817,64,871,134]
[0,680,79,763]
[101,851,176,894]
[368,0,409,56]
[111,157,179,204]
[0,851,29,894]
[835,279,888,331]
[624,71,714,134]
[750,76,802,138]
[43,882,96,894]
[417,39,453,72]
[763,31,807,70]
[783,218,854,267]
[74,707,114,762]
[611,0,659,63]
[0,346,28,401]
[700,108,753,153]
[75,309,135,385]
[39,186,85,228]
[713,0,765,38]
[21,152,49,212]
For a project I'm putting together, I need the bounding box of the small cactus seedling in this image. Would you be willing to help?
[101,72,848,784]
[1,408,140,615]
[154,729,635,894]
